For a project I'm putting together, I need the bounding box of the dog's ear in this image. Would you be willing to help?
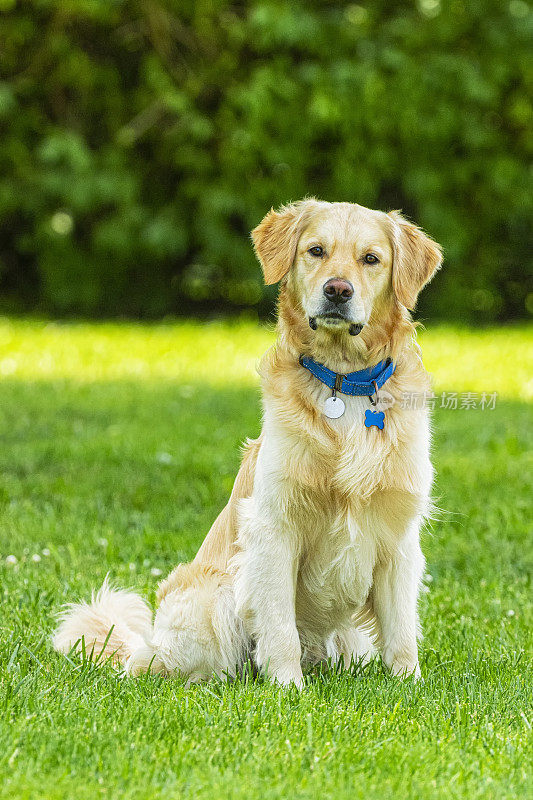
[251,200,319,285]
[388,211,442,310]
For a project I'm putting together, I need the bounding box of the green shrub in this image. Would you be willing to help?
[0,0,531,320]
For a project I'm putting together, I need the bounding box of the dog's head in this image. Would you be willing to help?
[252,199,442,342]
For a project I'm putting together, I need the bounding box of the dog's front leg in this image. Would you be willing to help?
[234,498,303,688]
[372,523,424,680]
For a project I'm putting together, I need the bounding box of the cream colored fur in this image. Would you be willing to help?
[53,577,152,663]
[54,200,442,687]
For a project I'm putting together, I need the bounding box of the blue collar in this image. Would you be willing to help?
[299,355,396,397]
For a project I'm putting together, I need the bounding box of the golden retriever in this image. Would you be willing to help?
[54,199,442,687]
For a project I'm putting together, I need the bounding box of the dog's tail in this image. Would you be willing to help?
[53,577,154,667]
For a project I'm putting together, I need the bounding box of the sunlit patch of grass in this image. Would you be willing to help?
[419,324,533,399]
[0,318,531,398]
[0,317,274,385]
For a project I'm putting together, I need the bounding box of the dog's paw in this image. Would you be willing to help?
[126,644,166,677]
[272,665,304,689]
[389,660,421,681]
[382,643,421,681]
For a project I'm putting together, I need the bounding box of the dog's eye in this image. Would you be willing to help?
[363,253,379,264]
[308,246,324,257]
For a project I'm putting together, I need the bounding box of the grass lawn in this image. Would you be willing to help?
[0,318,532,800]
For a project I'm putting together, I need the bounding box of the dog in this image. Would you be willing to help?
[54,199,442,686]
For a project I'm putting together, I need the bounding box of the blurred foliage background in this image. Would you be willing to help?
[0,0,531,321]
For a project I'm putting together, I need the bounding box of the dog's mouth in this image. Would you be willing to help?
[309,314,364,336]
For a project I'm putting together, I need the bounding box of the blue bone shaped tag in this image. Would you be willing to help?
[364,409,385,429]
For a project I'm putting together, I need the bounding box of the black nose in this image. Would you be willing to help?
[323,278,354,305]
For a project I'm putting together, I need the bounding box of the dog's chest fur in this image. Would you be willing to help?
[296,503,377,640]
[262,376,431,641]
[273,376,430,500]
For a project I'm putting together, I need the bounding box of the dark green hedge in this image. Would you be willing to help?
[1,0,531,320]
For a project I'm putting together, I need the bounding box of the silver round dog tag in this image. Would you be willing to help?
[324,395,345,419]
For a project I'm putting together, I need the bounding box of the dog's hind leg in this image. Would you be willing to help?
[128,563,249,683]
